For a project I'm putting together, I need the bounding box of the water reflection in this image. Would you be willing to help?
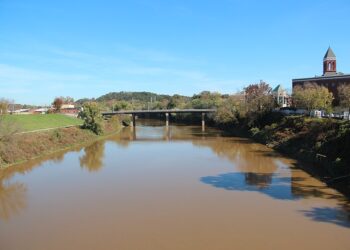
[200,171,348,202]
[200,171,350,228]
[201,172,295,200]
[0,121,350,231]
[107,122,221,144]
[300,207,350,228]
[245,172,273,188]
[79,140,105,172]
[0,182,27,220]
[193,138,280,173]
[0,148,77,220]
[196,139,350,227]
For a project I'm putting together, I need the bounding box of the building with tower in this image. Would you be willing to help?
[272,84,290,107]
[292,47,350,105]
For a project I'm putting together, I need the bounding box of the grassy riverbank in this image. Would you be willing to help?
[0,118,121,168]
[4,114,83,132]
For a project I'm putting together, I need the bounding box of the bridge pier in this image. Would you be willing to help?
[130,114,136,127]
[202,112,205,132]
[165,113,169,127]
[102,109,216,129]
[165,125,170,140]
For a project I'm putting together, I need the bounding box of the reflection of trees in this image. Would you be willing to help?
[194,138,279,173]
[301,207,350,228]
[50,153,65,163]
[107,127,133,147]
[293,170,350,228]
[290,167,348,200]
[193,138,280,188]
[0,182,27,220]
[79,141,105,172]
[196,134,350,226]
[0,149,71,220]
[0,142,94,221]
[245,173,272,189]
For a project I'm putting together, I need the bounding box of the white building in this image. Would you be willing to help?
[272,85,290,107]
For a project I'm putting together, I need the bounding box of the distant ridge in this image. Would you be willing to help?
[76,91,190,104]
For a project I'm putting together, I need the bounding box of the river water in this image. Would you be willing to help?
[1,121,350,250]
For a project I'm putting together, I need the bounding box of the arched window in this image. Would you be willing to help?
[328,62,332,71]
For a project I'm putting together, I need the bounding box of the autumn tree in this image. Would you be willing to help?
[52,97,63,112]
[338,84,350,112]
[244,81,275,112]
[292,83,333,112]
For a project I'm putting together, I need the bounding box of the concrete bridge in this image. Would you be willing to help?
[102,109,216,131]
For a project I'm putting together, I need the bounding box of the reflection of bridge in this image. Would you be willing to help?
[102,109,216,130]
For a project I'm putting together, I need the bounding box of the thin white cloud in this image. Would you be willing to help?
[0,64,91,83]
[0,42,249,104]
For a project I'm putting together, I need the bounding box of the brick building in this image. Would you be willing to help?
[292,47,350,105]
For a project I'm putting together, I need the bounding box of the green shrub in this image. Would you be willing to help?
[78,102,103,135]
[250,127,260,136]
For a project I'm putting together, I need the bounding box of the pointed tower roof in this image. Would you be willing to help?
[324,47,336,59]
[272,84,282,92]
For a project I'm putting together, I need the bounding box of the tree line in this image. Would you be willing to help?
[1,82,350,135]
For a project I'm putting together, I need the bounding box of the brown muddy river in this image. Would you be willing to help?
[1,120,350,250]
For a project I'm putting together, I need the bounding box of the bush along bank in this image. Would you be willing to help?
[248,115,350,195]
[0,117,121,168]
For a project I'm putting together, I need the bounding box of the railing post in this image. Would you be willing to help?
[202,112,205,132]
[165,112,169,127]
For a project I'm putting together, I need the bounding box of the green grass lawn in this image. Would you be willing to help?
[4,114,83,132]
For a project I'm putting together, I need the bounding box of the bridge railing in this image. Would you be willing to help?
[102,109,216,115]
[102,109,217,131]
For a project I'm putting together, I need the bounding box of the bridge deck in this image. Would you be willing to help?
[102,109,216,116]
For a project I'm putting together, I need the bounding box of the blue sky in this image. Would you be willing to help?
[1,0,350,105]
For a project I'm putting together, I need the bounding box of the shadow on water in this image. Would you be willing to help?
[300,207,350,228]
[200,171,350,228]
[201,172,295,200]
